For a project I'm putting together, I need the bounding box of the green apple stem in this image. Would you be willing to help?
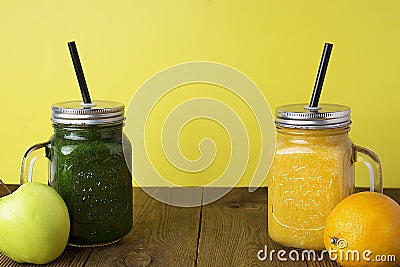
[0,179,12,195]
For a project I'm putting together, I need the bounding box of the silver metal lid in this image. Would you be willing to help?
[275,103,351,129]
[51,100,125,125]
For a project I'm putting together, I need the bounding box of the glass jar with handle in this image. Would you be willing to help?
[20,100,133,247]
[268,103,382,250]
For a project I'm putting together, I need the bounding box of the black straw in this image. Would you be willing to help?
[309,43,333,108]
[68,41,92,104]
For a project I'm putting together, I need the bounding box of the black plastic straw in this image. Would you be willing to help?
[68,41,92,104]
[309,43,333,108]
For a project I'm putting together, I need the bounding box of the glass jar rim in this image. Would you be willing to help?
[275,103,351,129]
[51,100,125,125]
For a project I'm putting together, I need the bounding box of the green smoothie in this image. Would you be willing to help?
[49,123,132,245]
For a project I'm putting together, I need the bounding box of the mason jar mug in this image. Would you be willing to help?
[20,101,133,247]
[267,104,382,250]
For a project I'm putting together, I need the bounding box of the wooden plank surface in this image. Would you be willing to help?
[196,188,309,267]
[0,185,399,266]
[0,247,93,267]
[84,187,202,267]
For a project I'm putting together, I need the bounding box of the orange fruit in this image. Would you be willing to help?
[323,191,400,267]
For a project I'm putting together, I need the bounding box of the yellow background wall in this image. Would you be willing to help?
[0,1,399,187]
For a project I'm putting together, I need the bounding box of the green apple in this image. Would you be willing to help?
[0,182,70,264]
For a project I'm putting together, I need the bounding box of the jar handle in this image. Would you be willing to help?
[20,141,51,184]
[352,144,383,193]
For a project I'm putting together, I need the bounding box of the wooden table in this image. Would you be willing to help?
[0,185,399,267]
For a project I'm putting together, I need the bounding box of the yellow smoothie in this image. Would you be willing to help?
[268,127,354,250]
